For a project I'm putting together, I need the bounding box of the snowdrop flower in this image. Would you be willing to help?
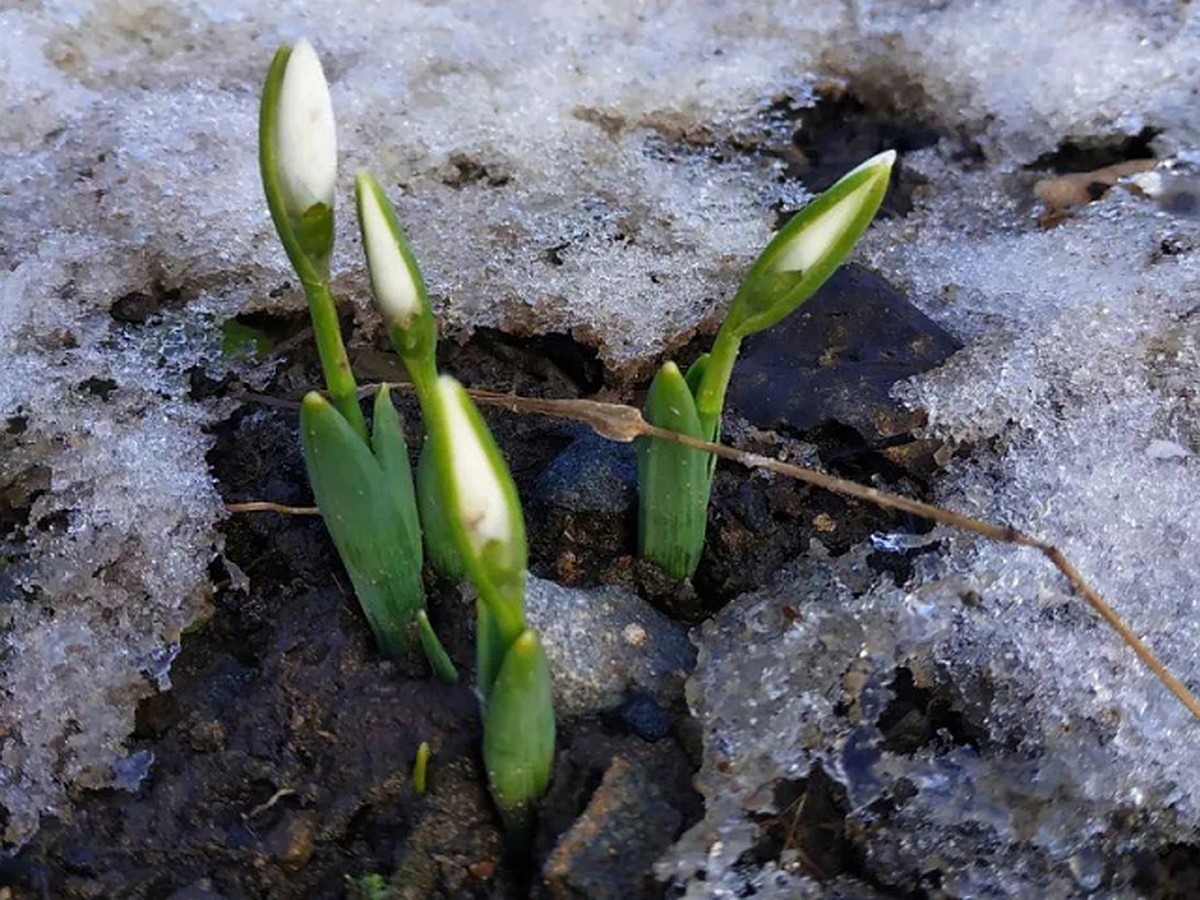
[435,375,518,555]
[357,171,425,330]
[774,150,896,273]
[274,39,337,214]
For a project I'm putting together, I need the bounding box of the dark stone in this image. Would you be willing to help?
[616,692,671,742]
[727,265,961,442]
[528,430,638,585]
[542,757,683,899]
[533,431,637,515]
[63,848,97,876]
[166,878,227,900]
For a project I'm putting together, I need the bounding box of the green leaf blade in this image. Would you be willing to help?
[416,610,459,684]
[637,361,712,580]
[300,392,425,657]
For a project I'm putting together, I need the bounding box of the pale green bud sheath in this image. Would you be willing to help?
[483,630,555,841]
[693,149,895,437]
[260,40,366,440]
[427,375,527,652]
[355,170,438,383]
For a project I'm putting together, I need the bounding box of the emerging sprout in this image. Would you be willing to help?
[425,375,554,843]
[413,741,432,796]
[261,42,455,676]
[639,150,896,579]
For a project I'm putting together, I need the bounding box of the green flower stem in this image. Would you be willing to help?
[308,279,368,442]
[693,325,742,440]
[474,577,527,671]
[403,352,439,407]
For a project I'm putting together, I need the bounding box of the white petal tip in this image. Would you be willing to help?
[360,184,422,326]
[873,149,897,167]
[437,377,513,550]
[276,39,338,211]
[849,149,896,178]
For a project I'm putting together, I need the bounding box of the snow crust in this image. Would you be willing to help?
[3,0,1200,879]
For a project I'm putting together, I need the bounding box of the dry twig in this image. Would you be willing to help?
[230,386,1200,725]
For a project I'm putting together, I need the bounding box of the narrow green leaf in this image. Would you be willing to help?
[637,362,711,580]
[416,438,467,581]
[416,610,459,684]
[475,598,506,701]
[300,391,424,657]
[683,353,711,399]
[371,384,422,547]
[683,354,720,474]
[483,630,556,843]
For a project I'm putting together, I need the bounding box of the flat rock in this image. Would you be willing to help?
[524,576,694,717]
[727,264,961,441]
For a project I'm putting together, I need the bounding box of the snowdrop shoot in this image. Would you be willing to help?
[426,374,554,844]
[261,41,458,678]
[638,150,896,579]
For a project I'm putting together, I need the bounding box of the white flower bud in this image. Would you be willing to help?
[358,177,422,327]
[437,376,513,552]
[775,149,895,273]
[276,39,337,212]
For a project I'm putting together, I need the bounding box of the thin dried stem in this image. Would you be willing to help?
[225,501,319,516]
[229,384,1200,724]
[469,390,1200,726]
